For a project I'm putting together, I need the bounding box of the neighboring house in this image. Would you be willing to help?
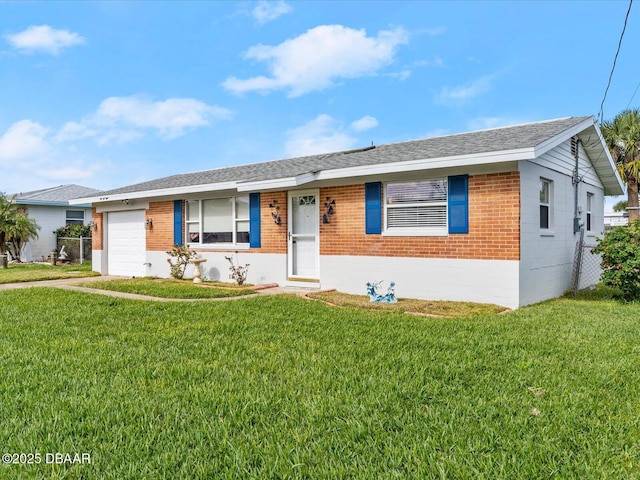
[72,116,623,309]
[604,211,628,229]
[13,184,100,262]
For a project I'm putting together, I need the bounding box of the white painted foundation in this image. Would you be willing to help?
[320,255,520,309]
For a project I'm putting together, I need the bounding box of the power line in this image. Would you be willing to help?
[626,80,640,109]
[598,0,633,124]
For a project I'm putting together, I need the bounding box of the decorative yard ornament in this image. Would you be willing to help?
[269,200,281,225]
[366,281,397,303]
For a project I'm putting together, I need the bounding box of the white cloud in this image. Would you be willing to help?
[58,95,233,144]
[386,70,411,81]
[223,25,409,97]
[424,26,447,36]
[285,114,357,157]
[435,75,493,105]
[252,1,293,25]
[413,58,444,68]
[4,25,86,55]
[0,120,104,191]
[351,116,379,132]
[0,120,51,164]
[56,121,97,142]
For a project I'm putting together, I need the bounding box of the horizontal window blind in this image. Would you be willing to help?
[386,180,447,204]
[386,180,447,229]
[387,205,447,228]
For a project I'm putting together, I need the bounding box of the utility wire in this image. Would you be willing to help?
[626,80,640,109]
[598,0,633,124]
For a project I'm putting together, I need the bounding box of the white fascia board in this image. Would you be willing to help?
[17,200,92,207]
[315,148,535,182]
[69,181,239,205]
[586,123,625,195]
[237,176,299,192]
[96,202,150,213]
[238,172,319,191]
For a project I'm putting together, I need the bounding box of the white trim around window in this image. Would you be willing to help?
[186,196,250,249]
[586,192,594,234]
[383,179,448,236]
[65,209,85,225]
[539,178,553,234]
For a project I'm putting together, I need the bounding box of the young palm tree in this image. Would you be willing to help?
[601,108,640,221]
[0,194,40,261]
[6,212,40,262]
[0,194,15,256]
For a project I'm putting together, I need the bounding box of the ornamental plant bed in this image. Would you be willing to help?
[305,290,506,317]
[78,278,256,299]
[196,280,255,289]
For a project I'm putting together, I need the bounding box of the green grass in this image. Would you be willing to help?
[0,261,99,284]
[78,278,256,299]
[306,290,505,317]
[0,289,639,479]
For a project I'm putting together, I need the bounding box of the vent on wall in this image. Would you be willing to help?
[570,137,578,156]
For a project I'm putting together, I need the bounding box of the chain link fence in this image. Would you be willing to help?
[56,236,92,264]
[570,229,602,294]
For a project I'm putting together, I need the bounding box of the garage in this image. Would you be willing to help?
[107,210,146,277]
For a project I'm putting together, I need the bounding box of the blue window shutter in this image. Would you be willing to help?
[365,182,382,234]
[448,175,468,234]
[173,200,183,246]
[249,193,261,248]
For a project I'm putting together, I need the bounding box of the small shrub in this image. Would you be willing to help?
[225,255,249,285]
[54,224,92,238]
[166,244,198,279]
[592,221,640,300]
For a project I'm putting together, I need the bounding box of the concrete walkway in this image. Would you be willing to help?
[0,275,316,301]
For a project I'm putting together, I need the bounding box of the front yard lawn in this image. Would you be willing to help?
[0,289,639,479]
[78,277,256,299]
[0,261,99,284]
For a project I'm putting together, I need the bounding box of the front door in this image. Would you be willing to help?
[288,190,319,281]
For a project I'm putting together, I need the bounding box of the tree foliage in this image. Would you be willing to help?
[0,193,40,259]
[613,200,628,212]
[593,221,640,300]
[54,224,92,238]
[601,109,640,220]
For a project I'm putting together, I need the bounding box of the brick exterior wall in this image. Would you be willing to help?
[319,172,520,260]
[146,201,176,251]
[252,191,288,254]
[91,208,103,250]
[147,195,289,255]
[108,171,520,261]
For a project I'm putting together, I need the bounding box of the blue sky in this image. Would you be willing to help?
[0,1,637,209]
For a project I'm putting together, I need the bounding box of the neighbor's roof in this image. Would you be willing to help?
[15,184,100,206]
[73,116,624,203]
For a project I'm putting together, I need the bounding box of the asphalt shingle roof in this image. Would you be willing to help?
[90,116,592,197]
[15,184,100,203]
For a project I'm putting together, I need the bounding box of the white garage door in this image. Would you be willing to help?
[107,210,146,277]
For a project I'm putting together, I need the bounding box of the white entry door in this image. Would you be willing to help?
[288,191,319,280]
[107,210,146,277]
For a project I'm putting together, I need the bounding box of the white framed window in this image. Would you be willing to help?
[186,196,250,247]
[384,179,448,235]
[586,193,594,233]
[65,210,84,225]
[539,178,552,231]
